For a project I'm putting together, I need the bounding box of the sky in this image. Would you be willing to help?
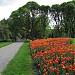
[0,0,71,20]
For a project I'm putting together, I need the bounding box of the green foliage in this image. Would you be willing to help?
[1,1,75,39]
[25,1,40,10]
[50,1,75,38]
[71,38,75,44]
[8,1,50,40]
[67,39,73,44]
[51,4,60,11]
[0,42,12,48]
[45,26,51,38]
[0,19,11,41]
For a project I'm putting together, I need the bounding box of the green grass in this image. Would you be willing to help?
[71,38,75,45]
[0,42,12,48]
[2,42,35,75]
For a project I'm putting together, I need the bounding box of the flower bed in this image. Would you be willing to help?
[30,38,75,75]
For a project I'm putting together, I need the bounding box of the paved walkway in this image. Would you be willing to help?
[0,42,23,75]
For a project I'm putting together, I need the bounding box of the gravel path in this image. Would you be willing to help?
[0,42,23,74]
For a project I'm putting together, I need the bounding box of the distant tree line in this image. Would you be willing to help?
[0,0,75,41]
[50,0,75,38]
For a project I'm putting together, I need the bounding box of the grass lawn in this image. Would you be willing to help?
[2,42,35,75]
[0,42,12,48]
[71,38,75,44]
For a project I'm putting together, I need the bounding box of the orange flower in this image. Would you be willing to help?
[65,66,69,70]
[50,66,55,72]
[38,64,41,67]
[43,69,47,72]
[30,38,75,74]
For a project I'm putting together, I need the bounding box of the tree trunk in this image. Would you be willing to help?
[31,11,35,40]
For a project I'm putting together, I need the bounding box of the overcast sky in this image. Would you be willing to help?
[0,0,71,20]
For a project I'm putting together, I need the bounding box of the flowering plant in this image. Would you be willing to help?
[30,38,75,75]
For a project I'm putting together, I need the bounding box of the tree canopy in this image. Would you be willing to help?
[1,1,75,41]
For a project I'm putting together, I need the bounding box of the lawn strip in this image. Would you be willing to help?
[71,38,75,45]
[0,42,12,48]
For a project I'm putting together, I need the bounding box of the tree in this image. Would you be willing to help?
[6,1,75,39]
[51,4,62,37]
[8,8,30,41]
[25,1,40,40]
[0,19,11,41]
[39,5,50,38]
[60,1,75,37]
